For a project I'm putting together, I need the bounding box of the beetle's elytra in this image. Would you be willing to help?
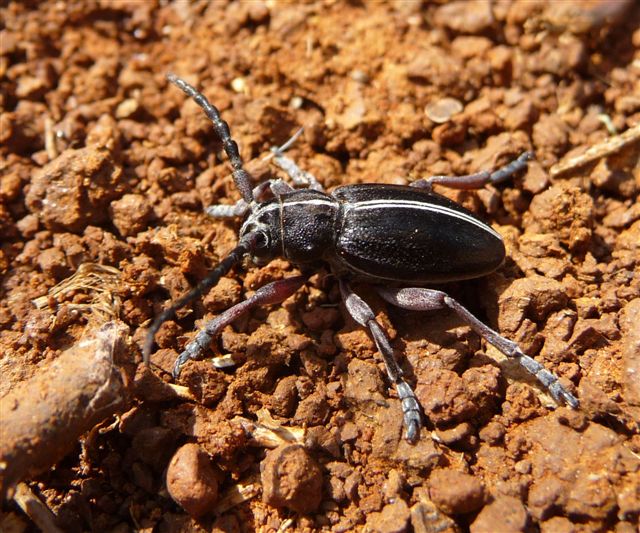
[144,75,578,443]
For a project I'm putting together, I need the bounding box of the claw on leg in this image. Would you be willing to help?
[411,151,534,192]
[173,276,306,378]
[376,286,579,409]
[340,280,423,442]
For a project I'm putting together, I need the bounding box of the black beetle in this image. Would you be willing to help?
[144,75,578,443]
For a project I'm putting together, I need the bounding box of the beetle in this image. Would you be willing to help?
[144,74,578,443]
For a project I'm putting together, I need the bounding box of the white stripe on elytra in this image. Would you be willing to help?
[240,197,337,246]
[349,199,502,239]
[241,196,501,242]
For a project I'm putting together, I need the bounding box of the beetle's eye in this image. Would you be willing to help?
[254,230,269,250]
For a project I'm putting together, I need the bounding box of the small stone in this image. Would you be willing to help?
[25,146,123,233]
[434,0,494,34]
[425,98,464,124]
[532,115,569,155]
[261,444,323,514]
[527,183,594,251]
[539,516,576,533]
[344,469,362,501]
[231,77,246,94]
[166,443,220,518]
[429,469,484,515]
[110,193,153,237]
[470,495,528,533]
[497,274,568,331]
[479,419,506,444]
[434,422,473,445]
[269,375,298,417]
[247,1,269,24]
[566,472,617,520]
[383,469,405,502]
[202,276,242,312]
[415,368,477,425]
[365,499,411,533]
[293,389,329,425]
[411,499,461,533]
[115,98,140,119]
[37,247,68,280]
[344,358,386,405]
[15,214,39,238]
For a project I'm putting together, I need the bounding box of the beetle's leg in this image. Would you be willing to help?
[206,199,250,219]
[272,152,324,191]
[376,286,579,408]
[266,128,324,191]
[205,179,294,219]
[411,152,534,192]
[173,276,306,378]
[143,231,265,364]
[339,280,422,443]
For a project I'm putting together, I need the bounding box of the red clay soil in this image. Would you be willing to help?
[1,1,639,532]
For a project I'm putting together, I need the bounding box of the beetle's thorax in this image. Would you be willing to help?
[240,189,339,265]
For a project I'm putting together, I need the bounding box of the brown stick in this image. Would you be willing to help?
[0,321,131,500]
[12,482,64,533]
[549,124,640,178]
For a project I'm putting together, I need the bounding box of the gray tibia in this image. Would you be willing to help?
[376,286,579,409]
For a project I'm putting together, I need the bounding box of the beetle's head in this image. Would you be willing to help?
[240,200,282,265]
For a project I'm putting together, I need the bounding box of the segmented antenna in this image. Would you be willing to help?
[167,73,254,203]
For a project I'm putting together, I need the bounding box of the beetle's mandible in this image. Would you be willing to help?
[143,74,579,443]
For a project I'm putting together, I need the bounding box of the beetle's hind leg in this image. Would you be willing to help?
[340,280,422,443]
[376,286,579,408]
[173,276,306,378]
[411,151,534,192]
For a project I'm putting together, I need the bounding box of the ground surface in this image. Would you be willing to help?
[1,1,639,532]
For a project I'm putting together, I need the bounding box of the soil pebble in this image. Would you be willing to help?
[166,443,220,518]
[261,444,323,514]
[109,193,153,237]
[428,469,485,515]
[364,499,411,533]
[25,146,123,233]
[470,495,528,533]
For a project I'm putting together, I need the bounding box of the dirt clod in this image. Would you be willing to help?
[110,194,153,237]
[25,146,124,233]
[365,499,411,533]
[470,495,528,533]
[428,469,485,515]
[166,443,220,518]
[261,444,323,515]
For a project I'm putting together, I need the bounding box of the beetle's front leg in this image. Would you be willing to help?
[411,152,533,192]
[376,286,579,408]
[339,280,422,443]
[173,276,306,378]
[205,180,294,219]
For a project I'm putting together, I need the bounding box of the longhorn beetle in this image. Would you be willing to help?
[143,74,579,443]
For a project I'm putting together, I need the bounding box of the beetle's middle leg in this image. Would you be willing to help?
[340,280,422,443]
[411,151,533,192]
[267,128,324,191]
[376,286,579,408]
[173,275,306,378]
